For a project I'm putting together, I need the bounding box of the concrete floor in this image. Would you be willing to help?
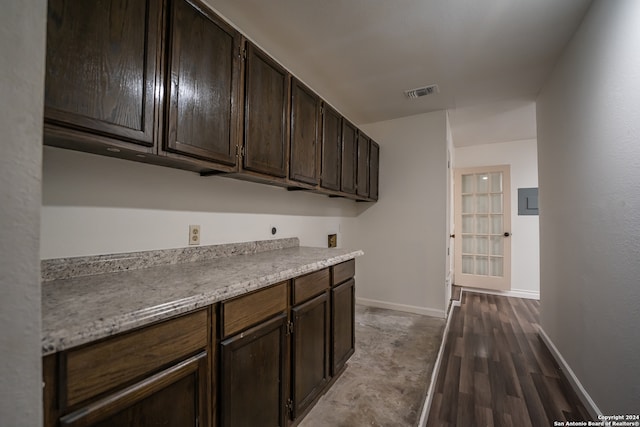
[299,305,445,427]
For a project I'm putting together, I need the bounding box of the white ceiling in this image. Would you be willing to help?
[204,0,591,146]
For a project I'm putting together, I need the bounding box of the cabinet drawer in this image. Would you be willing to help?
[332,259,355,286]
[64,309,208,408]
[222,281,288,338]
[292,268,330,305]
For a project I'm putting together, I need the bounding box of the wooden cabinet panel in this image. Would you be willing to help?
[320,104,342,191]
[243,43,289,177]
[369,140,380,201]
[165,0,240,166]
[357,132,370,198]
[292,268,330,305]
[43,355,58,427]
[341,120,358,194]
[332,259,355,286]
[45,0,162,149]
[332,278,355,376]
[60,352,208,427]
[60,352,209,427]
[220,313,288,427]
[64,310,208,407]
[290,78,321,184]
[291,293,329,419]
[221,281,288,338]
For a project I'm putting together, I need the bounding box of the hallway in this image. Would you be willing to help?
[428,292,590,426]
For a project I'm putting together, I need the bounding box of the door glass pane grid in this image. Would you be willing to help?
[461,255,504,277]
[461,174,474,194]
[459,171,505,278]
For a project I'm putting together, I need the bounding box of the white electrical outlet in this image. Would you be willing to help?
[189,225,200,245]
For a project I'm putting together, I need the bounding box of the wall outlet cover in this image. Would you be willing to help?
[189,225,200,245]
[328,234,337,248]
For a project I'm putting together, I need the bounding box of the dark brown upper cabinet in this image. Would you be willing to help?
[43,0,378,201]
[44,0,163,151]
[369,140,380,201]
[243,42,290,178]
[320,104,342,191]
[164,0,241,169]
[356,132,370,198]
[340,120,358,194]
[289,79,321,185]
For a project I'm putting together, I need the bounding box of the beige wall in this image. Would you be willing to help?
[454,139,540,297]
[537,0,640,413]
[0,0,46,424]
[42,147,358,258]
[42,112,450,318]
[348,111,449,317]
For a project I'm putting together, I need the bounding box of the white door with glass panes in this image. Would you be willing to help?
[454,165,511,290]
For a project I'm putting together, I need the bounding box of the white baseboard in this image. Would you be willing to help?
[537,326,601,419]
[460,286,539,300]
[356,297,446,318]
[418,298,461,426]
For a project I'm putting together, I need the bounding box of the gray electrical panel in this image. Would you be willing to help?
[518,188,539,215]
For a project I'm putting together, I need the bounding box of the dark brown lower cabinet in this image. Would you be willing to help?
[60,352,208,427]
[291,292,330,419]
[43,309,211,427]
[331,278,355,376]
[220,313,288,427]
[43,263,357,427]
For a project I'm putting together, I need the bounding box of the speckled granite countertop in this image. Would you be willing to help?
[41,239,363,356]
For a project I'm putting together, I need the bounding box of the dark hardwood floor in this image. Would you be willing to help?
[427,291,590,427]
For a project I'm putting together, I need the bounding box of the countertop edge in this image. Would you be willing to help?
[42,249,363,356]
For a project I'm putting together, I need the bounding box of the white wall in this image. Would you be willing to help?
[450,100,537,147]
[454,139,540,298]
[537,0,640,414]
[0,0,46,425]
[345,111,448,317]
[42,147,358,258]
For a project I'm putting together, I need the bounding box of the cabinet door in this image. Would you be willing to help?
[341,121,358,194]
[59,352,209,427]
[332,278,355,375]
[289,78,321,185]
[320,104,342,191]
[291,292,329,419]
[369,140,380,201]
[45,0,162,148]
[357,132,370,198]
[220,313,288,427]
[165,0,241,167]
[243,43,289,177]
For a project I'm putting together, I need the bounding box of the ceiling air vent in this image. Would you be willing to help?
[404,84,439,99]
